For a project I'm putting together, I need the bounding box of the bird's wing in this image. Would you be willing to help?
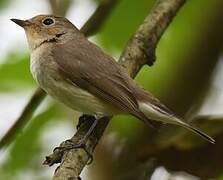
[52,38,149,121]
[134,87,174,116]
[52,36,214,143]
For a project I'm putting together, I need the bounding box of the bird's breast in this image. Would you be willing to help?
[30,46,119,116]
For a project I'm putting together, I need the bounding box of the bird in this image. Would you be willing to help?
[11,15,215,145]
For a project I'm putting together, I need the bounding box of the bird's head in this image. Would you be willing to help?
[11,15,78,51]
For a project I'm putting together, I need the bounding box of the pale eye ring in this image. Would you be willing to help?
[42,18,55,26]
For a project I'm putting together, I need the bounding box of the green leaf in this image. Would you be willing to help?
[0,53,35,91]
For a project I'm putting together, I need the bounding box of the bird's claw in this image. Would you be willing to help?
[53,139,93,165]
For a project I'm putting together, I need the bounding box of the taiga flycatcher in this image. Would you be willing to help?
[11,15,214,144]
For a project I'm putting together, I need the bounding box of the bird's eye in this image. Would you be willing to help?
[42,18,54,26]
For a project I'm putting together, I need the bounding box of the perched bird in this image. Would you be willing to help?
[11,15,214,144]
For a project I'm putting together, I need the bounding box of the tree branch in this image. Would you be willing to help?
[44,0,186,179]
[0,88,46,148]
[119,0,186,76]
[81,0,118,37]
[49,0,73,17]
[0,0,119,150]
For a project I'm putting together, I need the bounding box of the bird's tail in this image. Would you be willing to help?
[138,102,215,144]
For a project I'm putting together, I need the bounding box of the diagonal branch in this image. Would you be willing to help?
[119,0,186,76]
[0,0,119,149]
[0,88,46,149]
[81,0,118,37]
[45,0,186,179]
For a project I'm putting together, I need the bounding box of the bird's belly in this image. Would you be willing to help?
[30,58,118,116]
[46,77,116,116]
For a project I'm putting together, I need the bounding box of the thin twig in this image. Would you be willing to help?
[0,0,119,150]
[46,0,186,179]
[0,88,46,148]
[81,0,118,37]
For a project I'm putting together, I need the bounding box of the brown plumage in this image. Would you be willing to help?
[11,15,215,143]
[53,37,160,124]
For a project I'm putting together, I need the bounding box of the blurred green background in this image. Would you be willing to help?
[1,0,223,179]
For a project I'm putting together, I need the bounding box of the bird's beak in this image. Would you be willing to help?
[10,18,31,28]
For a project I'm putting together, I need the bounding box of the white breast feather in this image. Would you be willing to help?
[30,47,118,116]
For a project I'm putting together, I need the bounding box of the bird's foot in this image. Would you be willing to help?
[53,114,97,165]
[53,139,93,165]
